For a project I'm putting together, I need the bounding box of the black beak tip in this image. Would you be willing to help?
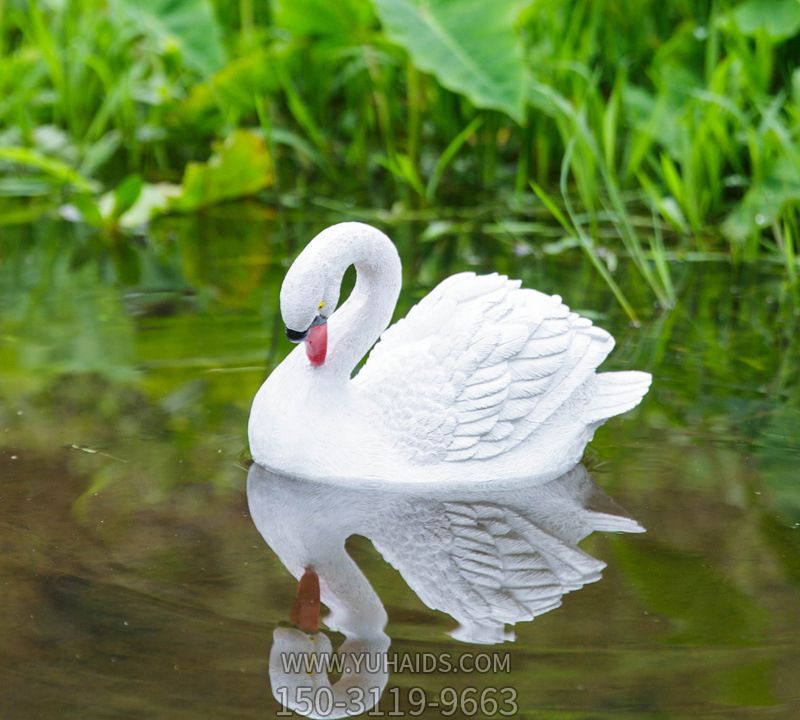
[285,327,307,343]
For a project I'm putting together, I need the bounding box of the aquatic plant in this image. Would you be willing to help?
[1,0,798,313]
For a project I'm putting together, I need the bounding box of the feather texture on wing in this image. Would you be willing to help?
[356,273,615,463]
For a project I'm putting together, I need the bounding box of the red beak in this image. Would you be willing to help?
[305,323,327,366]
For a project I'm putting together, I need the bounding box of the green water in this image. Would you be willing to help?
[1,208,799,718]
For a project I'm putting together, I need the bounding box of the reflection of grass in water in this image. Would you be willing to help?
[612,536,767,646]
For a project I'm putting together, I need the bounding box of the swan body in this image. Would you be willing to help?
[249,222,651,483]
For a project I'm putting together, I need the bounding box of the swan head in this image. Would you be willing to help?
[280,254,341,367]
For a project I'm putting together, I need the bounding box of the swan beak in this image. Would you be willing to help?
[305,323,327,366]
[290,567,320,634]
[285,326,308,342]
[285,314,327,343]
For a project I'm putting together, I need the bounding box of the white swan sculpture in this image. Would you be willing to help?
[249,222,651,483]
[247,462,644,718]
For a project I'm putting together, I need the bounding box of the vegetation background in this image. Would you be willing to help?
[2,4,800,717]
[1,0,799,317]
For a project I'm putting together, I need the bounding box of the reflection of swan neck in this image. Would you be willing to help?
[317,224,402,378]
[312,535,387,637]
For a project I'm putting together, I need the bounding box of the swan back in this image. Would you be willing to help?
[356,272,649,471]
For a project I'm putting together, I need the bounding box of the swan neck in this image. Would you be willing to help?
[324,224,401,377]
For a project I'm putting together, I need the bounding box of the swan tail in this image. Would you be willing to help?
[582,371,652,425]
[589,512,646,534]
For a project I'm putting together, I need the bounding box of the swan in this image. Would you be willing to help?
[247,462,643,718]
[248,222,651,483]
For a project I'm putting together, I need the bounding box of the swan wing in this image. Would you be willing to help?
[355,272,616,463]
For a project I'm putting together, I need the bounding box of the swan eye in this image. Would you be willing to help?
[318,300,326,310]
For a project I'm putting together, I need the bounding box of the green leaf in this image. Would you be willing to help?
[730,0,800,41]
[69,194,104,227]
[95,176,174,230]
[108,0,227,77]
[273,0,375,39]
[181,48,278,123]
[380,153,426,197]
[0,146,99,193]
[426,115,484,201]
[373,0,531,122]
[112,182,181,229]
[112,175,144,219]
[171,130,273,212]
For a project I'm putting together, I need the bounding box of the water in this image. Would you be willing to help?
[1,208,799,718]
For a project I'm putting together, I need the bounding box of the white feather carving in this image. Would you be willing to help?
[356,272,646,465]
[249,223,651,483]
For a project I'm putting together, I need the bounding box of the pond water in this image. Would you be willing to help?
[1,206,799,718]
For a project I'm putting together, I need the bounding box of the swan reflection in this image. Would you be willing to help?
[247,464,643,718]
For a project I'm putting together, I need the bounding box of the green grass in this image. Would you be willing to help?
[1,0,799,316]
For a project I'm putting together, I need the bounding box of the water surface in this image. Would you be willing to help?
[1,209,799,718]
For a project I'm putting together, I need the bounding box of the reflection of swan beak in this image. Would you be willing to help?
[290,567,320,633]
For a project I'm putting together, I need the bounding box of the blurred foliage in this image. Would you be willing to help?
[108,0,227,77]
[1,0,799,313]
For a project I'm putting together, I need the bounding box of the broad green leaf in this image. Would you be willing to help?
[373,0,531,122]
[730,0,800,41]
[80,178,178,230]
[108,0,227,77]
[171,130,273,212]
[120,183,182,228]
[69,194,104,227]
